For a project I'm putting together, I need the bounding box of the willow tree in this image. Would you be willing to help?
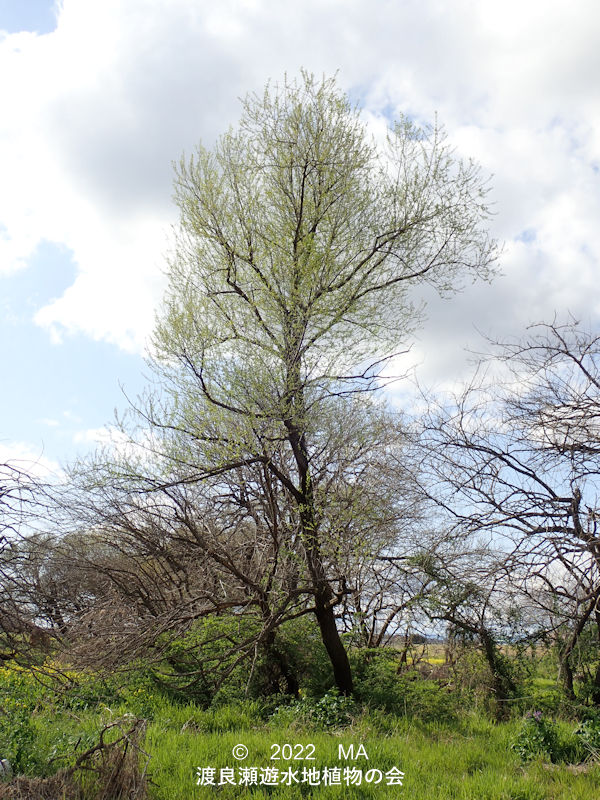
[103,73,497,695]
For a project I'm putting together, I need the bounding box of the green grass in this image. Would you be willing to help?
[1,663,600,799]
[144,714,600,799]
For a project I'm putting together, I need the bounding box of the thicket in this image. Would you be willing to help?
[1,626,600,799]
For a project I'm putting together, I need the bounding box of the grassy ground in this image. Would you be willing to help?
[146,711,600,800]
[1,662,599,799]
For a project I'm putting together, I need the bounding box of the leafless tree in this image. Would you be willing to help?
[415,318,600,701]
[0,462,58,663]
[53,398,417,696]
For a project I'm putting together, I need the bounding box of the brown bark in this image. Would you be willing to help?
[283,356,353,695]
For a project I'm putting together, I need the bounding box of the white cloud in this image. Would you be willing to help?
[0,0,599,366]
[37,418,60,427]
[0,441,62,481]
[72,426,127,447]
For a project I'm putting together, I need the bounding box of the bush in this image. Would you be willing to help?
[517,687,565,718]
[149,615,335,705]
[60,673,124,713]
[449,648,503,711]
[0,667,46,775]
[0,707,37,775]
[351,649,457,721]
[274,618,334,696]
[511,711,579,763]
[149,616,266,706]
[269,689,357,730]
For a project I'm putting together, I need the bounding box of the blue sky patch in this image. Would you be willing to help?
[516,229,537,244]
[1,242,147,465]
[0,0,57,35]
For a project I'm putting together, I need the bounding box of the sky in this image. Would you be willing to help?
[1,0,600,476]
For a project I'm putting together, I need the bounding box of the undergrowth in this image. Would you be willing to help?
[1,661,600,799]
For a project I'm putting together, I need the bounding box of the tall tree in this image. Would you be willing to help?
[76,72,497,694]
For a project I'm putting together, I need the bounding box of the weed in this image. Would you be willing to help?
[574,718,600,762]
[511,711,581,764]
[269,689,357,730]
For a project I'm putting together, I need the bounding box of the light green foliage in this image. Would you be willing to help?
[132,70,499,527]
[152,70,497,462]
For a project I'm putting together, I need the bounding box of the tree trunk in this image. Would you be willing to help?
[300,496,354,694]
[313,590,354,695]
[264,629,300,697]
[283,357,353,694]
[558,599,596,701]
[297,468,354,695]
[480,627,515,717]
